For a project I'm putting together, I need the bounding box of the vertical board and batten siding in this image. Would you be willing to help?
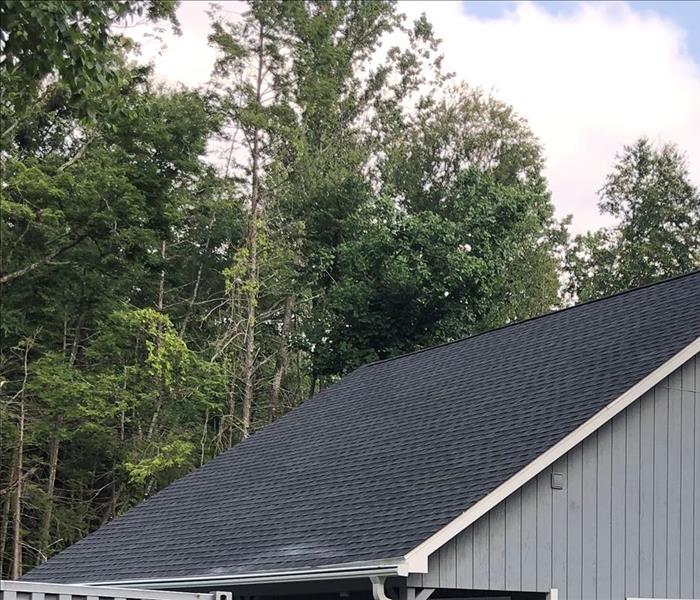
[408,354,699,600]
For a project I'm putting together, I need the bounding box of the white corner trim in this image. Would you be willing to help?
[403,336,700,573]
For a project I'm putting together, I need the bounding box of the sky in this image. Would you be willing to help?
[130,0,700,233]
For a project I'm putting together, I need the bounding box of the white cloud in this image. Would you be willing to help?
[128,1,700,233]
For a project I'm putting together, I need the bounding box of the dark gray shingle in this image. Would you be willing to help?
[24,272,700,583]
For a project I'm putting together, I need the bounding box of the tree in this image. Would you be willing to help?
[312,165,565,376]
[381,84,545,209]
[207,0,445,431]
[382,84,565,325]
[0,0,178,138]
[304,85,565,376]
[567,138,700,301]
[265,2,447,394]
[1,59,228,577]
[208,2,280,441]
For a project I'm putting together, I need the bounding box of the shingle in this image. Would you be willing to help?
[23,272,700,583]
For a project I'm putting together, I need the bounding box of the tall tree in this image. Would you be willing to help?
[208,2,280,441]
[267,2,446,392]
[312,165,565,376]
[208,0,444,430]
[304,85,565,376]
[1,29,231,575]
[0,0,178,142]
[567,138,700,301]
[382,84,565,327]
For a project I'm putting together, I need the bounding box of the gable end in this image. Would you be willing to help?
[407,352,699,599]
[404,337,700,577]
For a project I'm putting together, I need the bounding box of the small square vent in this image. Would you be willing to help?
[551,472,565,490]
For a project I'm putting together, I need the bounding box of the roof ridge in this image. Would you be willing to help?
[363,269,700,368]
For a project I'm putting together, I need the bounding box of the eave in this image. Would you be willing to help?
[83,561,409,588]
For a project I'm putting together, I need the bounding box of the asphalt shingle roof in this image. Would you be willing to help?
[24,272,700,584]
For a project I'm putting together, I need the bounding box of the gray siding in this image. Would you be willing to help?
[408,354,699,599]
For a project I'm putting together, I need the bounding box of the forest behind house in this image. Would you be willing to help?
[1,0,699,579]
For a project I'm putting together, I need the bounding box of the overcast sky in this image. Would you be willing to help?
[130,1,700,233]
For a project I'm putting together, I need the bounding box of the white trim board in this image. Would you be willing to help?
[403,336,700,573]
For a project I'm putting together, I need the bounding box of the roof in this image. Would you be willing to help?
[25,271,700,585]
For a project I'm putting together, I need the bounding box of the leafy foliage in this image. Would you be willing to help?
[567,138,700,301]
[1,1,178,127]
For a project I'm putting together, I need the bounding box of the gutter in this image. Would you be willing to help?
[85,562,407,589]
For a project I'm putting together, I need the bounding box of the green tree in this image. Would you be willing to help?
[266,2,447,394]
[207,0,445,426]
[306,85,565,376]
[1,60,230,578]
[313,166,565,376]
[567,138,700,301]
[1,0,178,137]
[381,84,565,327]
[381,84,545,208]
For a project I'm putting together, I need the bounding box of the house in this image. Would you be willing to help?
[20,272,700,600]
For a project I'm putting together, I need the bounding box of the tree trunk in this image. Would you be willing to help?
[158,239,166,313]
[11,343,29,578]
[0,461,15,577]
[224,280,239,450]
[180,214,216,337]
[36,434,59,565]
[308,374,317,400]
[147,398,163,442]
[269,294,294,422]
[62,314,68,354]
[101,482,123,526]
[226,387,236,449]
[240,23,266,440]
[68,311,86,367]
[147,239,167,443]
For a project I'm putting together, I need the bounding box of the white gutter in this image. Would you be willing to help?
[85,563,406,588]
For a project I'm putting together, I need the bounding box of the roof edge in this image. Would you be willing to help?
[402,335,700,574]
[83,561,408,588]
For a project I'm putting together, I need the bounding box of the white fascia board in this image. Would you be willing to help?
[403,336,700,574]
[84,563,405,588]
